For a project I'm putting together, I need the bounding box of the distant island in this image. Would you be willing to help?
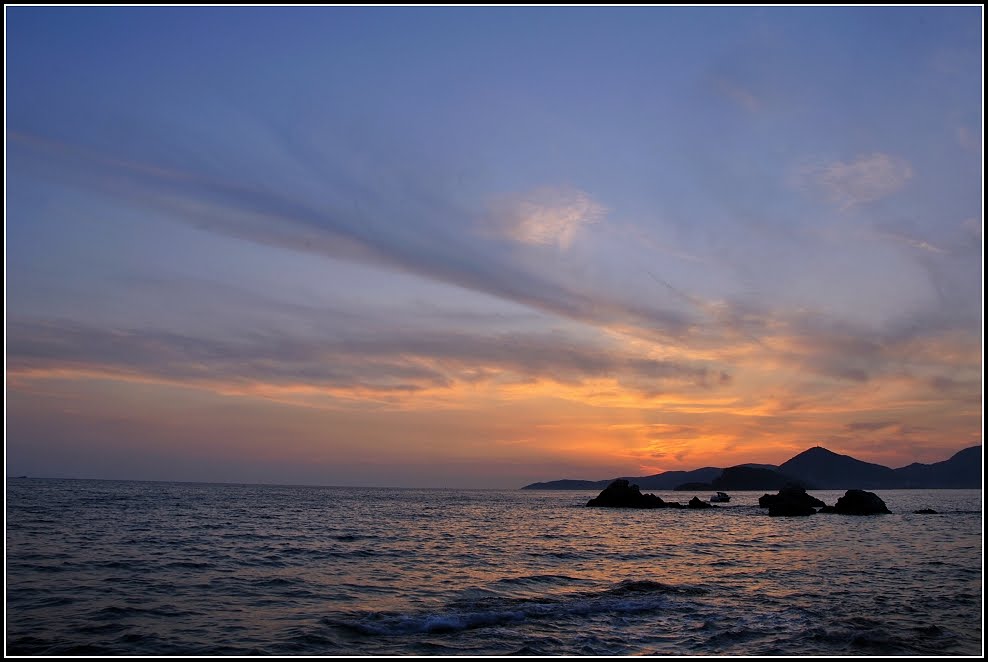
[522,446,982,490]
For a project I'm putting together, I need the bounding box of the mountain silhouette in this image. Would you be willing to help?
[521,445,981,490]
[523,467,721,491]
[779,447,900,489]
[893,446,982,488]
[713,466,804,490]
[674,466,807,491]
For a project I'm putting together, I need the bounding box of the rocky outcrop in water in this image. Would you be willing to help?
[586,479,665,508]
[758,484,826,510]
[833,489,891,515]
[687,496,713,509]
[913,509,938,514]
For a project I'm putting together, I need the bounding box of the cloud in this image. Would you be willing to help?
[961,216,981,239]
[7,132,697,344]
[794,153,913,209]
[845,421,897,432]
[6,318,732,404]
[482,186,605,250]
[714,78,760,112]
[955,125,980,152]
[874,228,947,254]
[760,310,982,404]
[7,130,978,411]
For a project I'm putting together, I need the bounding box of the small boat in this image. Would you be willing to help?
[709,491,730,503]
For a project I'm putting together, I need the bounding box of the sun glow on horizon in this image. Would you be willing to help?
[5,7,981,487]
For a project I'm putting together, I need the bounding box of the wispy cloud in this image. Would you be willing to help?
[955,125,980,152]
[714,77,761,112]
[794,152,913,209]
[961,216,981,239]
[845,420,897,432]
[481,186,605,250]
[874,228,947,254]
[8,132,697,344]
[7,133,980,417]
[6,318,732,406]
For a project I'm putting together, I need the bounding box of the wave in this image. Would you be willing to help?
[93,604,199,620]
[332,579,707,636]
[491,573,588,586]
[798,622,954,656]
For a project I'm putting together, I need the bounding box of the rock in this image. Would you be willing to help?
[913,509,938,514]
[833,489,891,515]
[758,483,826,509]
[586,479,666,508]
[687,496,713,509]
[768,502,816,516]
[817,505,837,513]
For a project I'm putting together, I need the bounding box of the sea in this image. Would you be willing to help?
[5,479,983,656]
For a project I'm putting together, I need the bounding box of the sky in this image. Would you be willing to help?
[5,7,983,488]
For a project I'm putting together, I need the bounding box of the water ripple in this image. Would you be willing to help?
[6,480,982,656]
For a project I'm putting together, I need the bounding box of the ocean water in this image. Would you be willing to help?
[5,479,983,656]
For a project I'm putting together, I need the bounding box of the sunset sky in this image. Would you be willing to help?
[6,7,982,488]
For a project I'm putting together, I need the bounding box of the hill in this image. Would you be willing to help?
[521,446,981,490]
[779,447,900,489]
[523,467,721,491]
[713,466,807,490]
[673,466,807,491]
[893,446,982,488]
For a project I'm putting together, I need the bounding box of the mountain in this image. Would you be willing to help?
[522,479,611,490]
[712,466,806,491]
[521,446,982,490]
[893,446,982,488]
[674,466,807,491]
[779,447,901,489]
[631,467,722,490]
[522,467,721,491]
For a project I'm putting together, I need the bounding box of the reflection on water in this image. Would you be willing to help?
[6,480,982,655]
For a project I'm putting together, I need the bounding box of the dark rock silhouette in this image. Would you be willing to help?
[758,484,826,509]
[833,489,891,515]
[586,479,665,508]
[687,496,712,509]
[913,509,938,514]
[817,505,837,513]
[768,502,816,516]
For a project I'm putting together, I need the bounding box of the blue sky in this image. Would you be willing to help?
[6,7,982,487]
